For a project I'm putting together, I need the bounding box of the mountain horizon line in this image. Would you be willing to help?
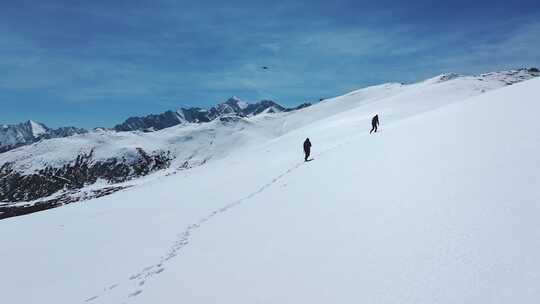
[2,96,311,131]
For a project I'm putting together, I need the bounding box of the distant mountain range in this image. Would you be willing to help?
[0,97,311,153]
[113,97,310,132]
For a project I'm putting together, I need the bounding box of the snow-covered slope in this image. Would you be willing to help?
[1,70,539,303]
[0,69,538,210]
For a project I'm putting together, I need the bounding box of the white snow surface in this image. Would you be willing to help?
[1,71,540,303]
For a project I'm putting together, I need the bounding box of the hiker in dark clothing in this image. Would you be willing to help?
[370,114,380,134]
[303,138,312,161]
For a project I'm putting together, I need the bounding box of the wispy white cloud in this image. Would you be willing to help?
[298,26,426,57]
[417,21,540,73]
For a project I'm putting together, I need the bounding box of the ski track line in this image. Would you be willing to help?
[84,161,305,303]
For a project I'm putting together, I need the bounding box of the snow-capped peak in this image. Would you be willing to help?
[28,120,48,137]
[237,101,249,110]
[225,96,248,110]
[0,121,87,153]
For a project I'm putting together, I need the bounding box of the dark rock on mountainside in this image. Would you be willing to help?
[0,148,172,204]
[113,108,211,132]
[114,111,168,132]
[286,102,312,112]
[0,185,129,220]
[241,100,285,115]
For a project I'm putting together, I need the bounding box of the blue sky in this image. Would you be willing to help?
[1,0,539,128]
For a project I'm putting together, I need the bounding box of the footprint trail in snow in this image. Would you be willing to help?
[84,161,305,303]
